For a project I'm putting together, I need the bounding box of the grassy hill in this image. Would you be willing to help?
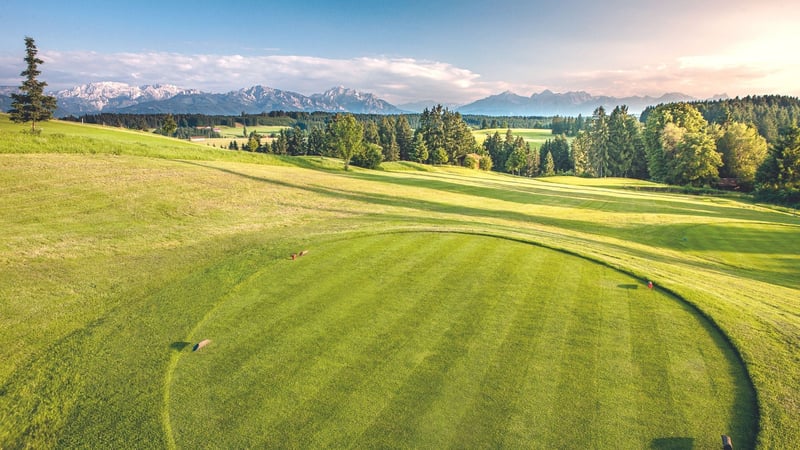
[1,116,798,448]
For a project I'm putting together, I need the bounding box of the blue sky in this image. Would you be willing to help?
[2,0,799,104]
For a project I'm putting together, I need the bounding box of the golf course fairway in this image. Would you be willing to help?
[165,232,756,448]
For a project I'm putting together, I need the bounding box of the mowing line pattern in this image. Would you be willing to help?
[167,232,756,448]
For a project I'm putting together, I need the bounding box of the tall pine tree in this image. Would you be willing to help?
[10,37,57,133]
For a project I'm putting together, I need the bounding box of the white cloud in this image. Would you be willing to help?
[4,46,796,106]
[552,52,800,99]
[2,50,521,105]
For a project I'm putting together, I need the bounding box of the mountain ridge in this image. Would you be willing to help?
[456,90,699,116]
[0,81,716,117]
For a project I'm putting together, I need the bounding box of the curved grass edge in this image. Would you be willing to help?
[161,226,760,447]
[431,227,762,443]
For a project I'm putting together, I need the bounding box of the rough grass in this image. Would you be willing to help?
[1,116,798,448]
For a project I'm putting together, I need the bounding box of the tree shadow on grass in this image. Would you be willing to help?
[651,437,694,449]
[170,341,191,351]
[175,160,798,290]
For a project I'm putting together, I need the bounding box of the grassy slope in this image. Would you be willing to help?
[1,117,799,447]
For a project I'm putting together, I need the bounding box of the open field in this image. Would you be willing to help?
[216,124,289,138]
[472,128,563,148]
[1,116,799,448]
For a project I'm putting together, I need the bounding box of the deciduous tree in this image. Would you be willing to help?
[717,122,768,189]
[668,131,722,186]
[326,114,363,170]
[644,103,711,183]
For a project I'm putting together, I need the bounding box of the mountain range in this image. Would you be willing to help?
[456,90,702,116]
[0,82,712,117]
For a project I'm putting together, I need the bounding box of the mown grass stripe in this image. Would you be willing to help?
[281,235,487,447]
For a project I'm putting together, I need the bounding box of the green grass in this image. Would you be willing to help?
[216,124,289,138]
[1,115,799,448]
[166,233,754,448]
[473,128,566,149]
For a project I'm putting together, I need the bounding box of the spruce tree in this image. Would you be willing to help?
[9,37,58,133]
[543,151,555,176]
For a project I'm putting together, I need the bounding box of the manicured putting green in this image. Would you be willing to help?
[167,232,756,448]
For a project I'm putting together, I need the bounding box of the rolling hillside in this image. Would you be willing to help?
[1,116,798,448]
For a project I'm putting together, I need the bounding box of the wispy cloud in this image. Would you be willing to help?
[0,50,518,105]
[2,47,796,105]
[552,56,798,99]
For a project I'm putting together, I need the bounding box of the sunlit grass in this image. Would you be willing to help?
[0,115,798,448]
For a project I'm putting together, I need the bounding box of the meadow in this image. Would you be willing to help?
[216,124,289,138]
[1,116,798,448]
[472,128,560,149]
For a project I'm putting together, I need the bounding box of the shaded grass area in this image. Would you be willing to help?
[168,233,755,448]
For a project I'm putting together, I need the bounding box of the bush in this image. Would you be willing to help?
[754,186,800,208]
[479,155,493,171]
[464,154,479,169]
[351,143,383,170]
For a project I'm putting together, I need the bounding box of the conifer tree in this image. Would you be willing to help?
[543,151,555,176]
[9,37,57,133]
[394,115,414,161]
[410,132,429,163]
[161,114,177,136]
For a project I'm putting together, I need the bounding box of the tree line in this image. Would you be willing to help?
[69,101,800,205]
[223,106,487,171]
[570,101,797,204]
[478,98,798,205]
[642,95,800,144]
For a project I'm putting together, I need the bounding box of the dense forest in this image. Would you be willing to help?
[65,96,800,206]
[641,95,800,144]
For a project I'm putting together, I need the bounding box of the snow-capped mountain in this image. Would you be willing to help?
[310,86,402,114]
[42,82,404,116]
[457,89,697,116]
[1,81,699,117]
[54,82,200,115]
[236,85,311,109]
